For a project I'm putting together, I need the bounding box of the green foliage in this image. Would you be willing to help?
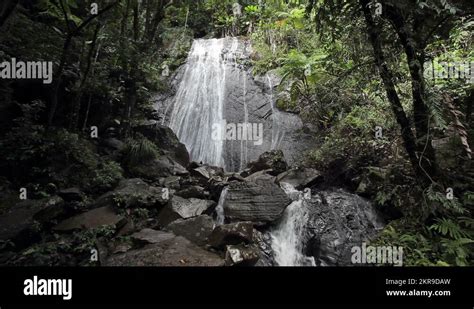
[132,208,150,220]
[123,137,160,166]
[430,217,470,239]
[275,7,306,30]
[429,216,474,266]
[0,101,123,192]
[424,185,465,215]
[88,161,123,193]
[308,104,394,170]
[279,49,327,84]
[72,226,116,252]
[245,5,261,15]
[38,0,83,27]
[13,226,117,266]
[371,224,437,266]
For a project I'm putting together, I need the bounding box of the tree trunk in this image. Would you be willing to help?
[360,0,428,184]
[122,0,140,137]
[0,0,19,29]
[70,22,101,130]
[48,34,72,126]
[48,1,119,126]
[386,11,438,179]
[82,38,102,132]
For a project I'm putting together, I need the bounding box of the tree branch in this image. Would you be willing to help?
[72,0,119,37]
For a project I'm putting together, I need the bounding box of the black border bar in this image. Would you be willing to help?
[0,267,472,306]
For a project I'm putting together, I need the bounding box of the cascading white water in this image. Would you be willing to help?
[270,183,316,266]
[240,72,249,170]
[215,187,228,226]
[168,39,229,167]
[266,73,285,150]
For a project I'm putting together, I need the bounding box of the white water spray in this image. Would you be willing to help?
[168,39,229,167]
[270,183,316,266]
[215,187,228,226]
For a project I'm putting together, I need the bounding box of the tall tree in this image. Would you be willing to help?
[120,0,173,135]
[47,0,119,126]
[0,0,19,29]
[359,0,424,183]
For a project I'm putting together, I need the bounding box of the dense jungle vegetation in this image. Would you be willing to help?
[0,0,473,266]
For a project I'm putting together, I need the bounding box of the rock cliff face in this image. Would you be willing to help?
[156,37,317,172]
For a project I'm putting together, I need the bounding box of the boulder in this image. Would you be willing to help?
[188,161,201,169]
[432,130,468,171]
[166,215,214,246]
[223,180,291,223]
[94,178,168,209]
[225,244,260,266]
[100,138,125,152]
[226,173,246,182]
[105,234,224,266]
[156,196,216,227]
[253,229,275,266]
[109,242,133,255]
[160,176,182,190]
[208,180,228,202]
[33,196,66,223]
[57,187,84,202]
[175,185,206,199]
[131,229,175,245]
[245,169,275,183]
[190,166,225,184]
[303,189,385,266]
[355,167,389,197]
[208,222,254,248]
[53,206,126,232]
[133,124,190,167]
[275,167,322,190]
[128,156,189,181]
[0,196,65,247]
[117,220,136,236]
[247,150,288,176]
[239,168,252,178]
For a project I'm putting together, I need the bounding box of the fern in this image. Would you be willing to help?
[459,216,474,229]
[123,137,159,166]
[425,185,465,214]
[462,191,474,207]
[440,237,474,266]
[426,90,448,131]
[429,217,469,239]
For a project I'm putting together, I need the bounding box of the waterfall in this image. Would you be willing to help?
[164,37,309,171]
[168,39,228,167]
[266,73,285,150]
[240,71,249,170]
[270,183,316,266]
[215,187,228,226]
